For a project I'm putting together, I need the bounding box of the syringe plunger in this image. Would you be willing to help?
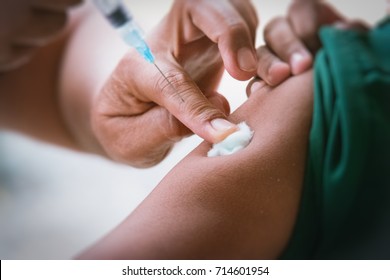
[94,0,132,27]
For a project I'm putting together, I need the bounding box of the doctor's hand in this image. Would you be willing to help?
[250,0,370,88]
[255,0,344,86]
[89,0,258,167]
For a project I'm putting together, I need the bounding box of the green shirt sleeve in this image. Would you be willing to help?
[282,17,390,259]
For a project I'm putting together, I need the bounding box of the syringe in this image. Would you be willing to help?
[93,0,174,93]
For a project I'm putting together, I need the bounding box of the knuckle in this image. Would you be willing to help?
[279,38,302,56]
[179,90,224,124]
[256,45,270,59]
[295,26,317,43]
[183,97,222,123]
[154,70,193,101]
[154,69,224,125]
[218,20,249,42]
[264,16,285,41]
[264,18,304,58]
[227,20,247,32]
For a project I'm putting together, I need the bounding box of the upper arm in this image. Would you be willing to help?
[0,2,86,148]
[79,71,314,259]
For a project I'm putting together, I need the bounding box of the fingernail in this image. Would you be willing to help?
[333,21,349,30]
[209,118,238,143]
[248,80,266,97]
[268,61,291,85]
[290,52,311,75]
[251,80,265,94]
[237,47,257,72]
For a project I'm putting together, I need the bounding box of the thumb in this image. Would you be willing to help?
[150,60,238,144]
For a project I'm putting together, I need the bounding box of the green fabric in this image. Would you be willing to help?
[282,18,390,259]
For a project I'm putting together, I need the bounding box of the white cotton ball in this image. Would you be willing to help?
[207,122,254,157]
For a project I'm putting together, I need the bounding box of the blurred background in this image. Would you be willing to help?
[0,0,385,259]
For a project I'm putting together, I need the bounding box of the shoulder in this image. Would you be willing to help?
[0,0,83,72]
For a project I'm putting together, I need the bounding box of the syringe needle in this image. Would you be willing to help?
[93,0,184,102]
[153,62,184,102]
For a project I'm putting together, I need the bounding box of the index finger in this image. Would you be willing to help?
[264,17,312,75]
[188,0,259,81]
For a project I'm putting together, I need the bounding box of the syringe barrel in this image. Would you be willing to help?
[117,21,155,63]
[94,0,154,63]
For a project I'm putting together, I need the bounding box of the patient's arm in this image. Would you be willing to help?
[78,71,313,259]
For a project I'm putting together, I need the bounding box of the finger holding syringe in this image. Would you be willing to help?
[93,0,258,147]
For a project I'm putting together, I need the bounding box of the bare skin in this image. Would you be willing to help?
[84,1,389,259]
[0,0,259,167]
[78,70,313,259]
[0,20,79,149]
[255,0,374,87]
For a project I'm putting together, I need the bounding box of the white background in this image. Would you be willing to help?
[2,260,390,279]
[0,0,386,259]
